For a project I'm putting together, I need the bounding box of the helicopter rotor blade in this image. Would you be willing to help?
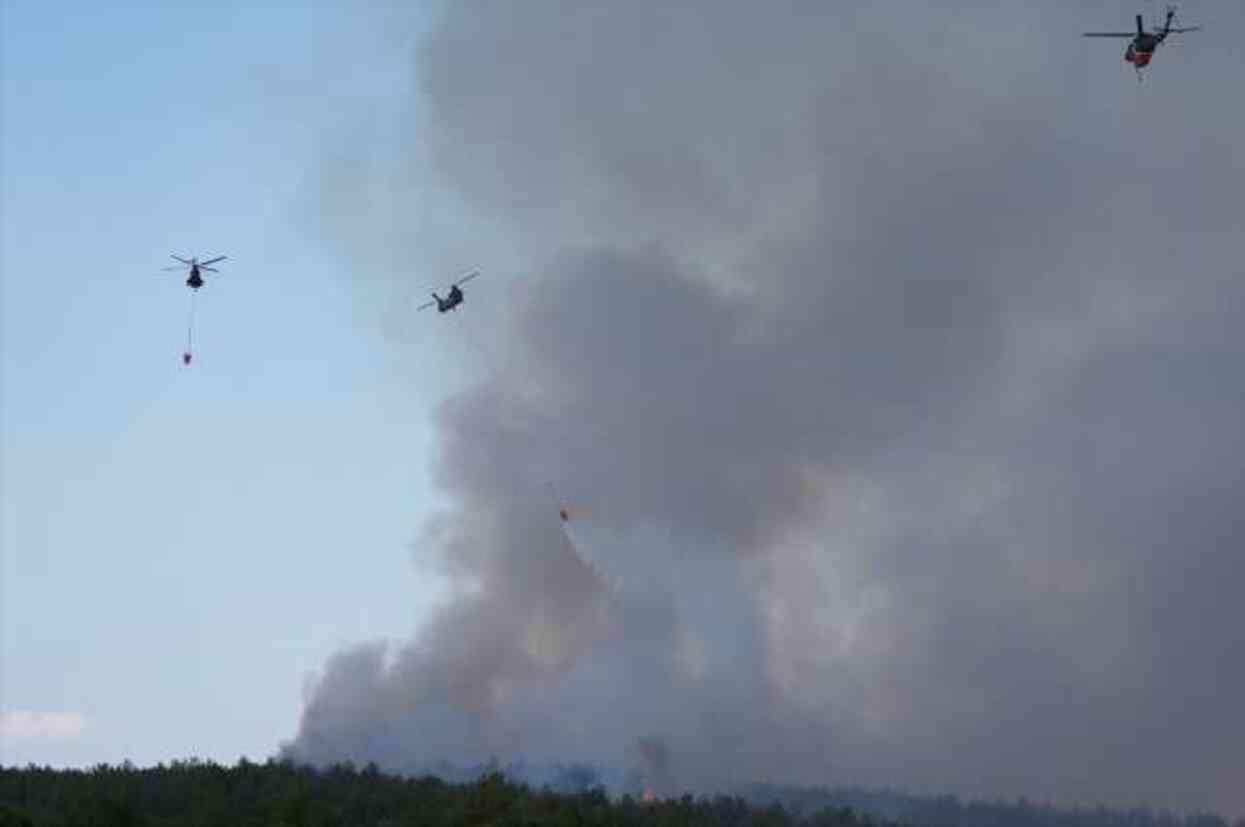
[1167,26,1200,33]
[171,255,193,265]
[162,266,186,271]
[420,271,480,291]
[199,256,227,266]
[200,266,219,273]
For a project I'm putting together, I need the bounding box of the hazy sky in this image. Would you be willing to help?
[5,0,1244,819]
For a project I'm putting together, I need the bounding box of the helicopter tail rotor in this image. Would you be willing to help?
[1162,5,1199,35]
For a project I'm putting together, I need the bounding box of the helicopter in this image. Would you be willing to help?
[1084,5,1200,77]
[163,255,227,290]
[417,271,480,314]
[162,255,226,365]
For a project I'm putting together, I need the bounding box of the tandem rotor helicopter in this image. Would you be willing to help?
[1084,5,1201,78]
[417,271,480,314]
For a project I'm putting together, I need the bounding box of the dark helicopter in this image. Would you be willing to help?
[164,255,227,290]
[1084,5,1200,77]
[162,255,226,365]
[417,271,480,314]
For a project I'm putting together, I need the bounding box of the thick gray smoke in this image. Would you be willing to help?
[283,1,1245,816]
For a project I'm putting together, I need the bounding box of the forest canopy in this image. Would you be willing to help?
[1,760,1240,827]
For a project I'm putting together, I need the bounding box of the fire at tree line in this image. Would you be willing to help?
[1,761,1241,827]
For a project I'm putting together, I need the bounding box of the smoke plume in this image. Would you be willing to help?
[283,1,1245,815]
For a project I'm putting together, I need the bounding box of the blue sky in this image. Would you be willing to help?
[1,0,467,767]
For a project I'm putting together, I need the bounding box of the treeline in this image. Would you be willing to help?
[746,784,1243,827]
[2,761,1239,827]
[0,759,879,827]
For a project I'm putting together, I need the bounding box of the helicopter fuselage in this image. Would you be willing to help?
[186,267,204,290]
[1126,34,1161,66]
